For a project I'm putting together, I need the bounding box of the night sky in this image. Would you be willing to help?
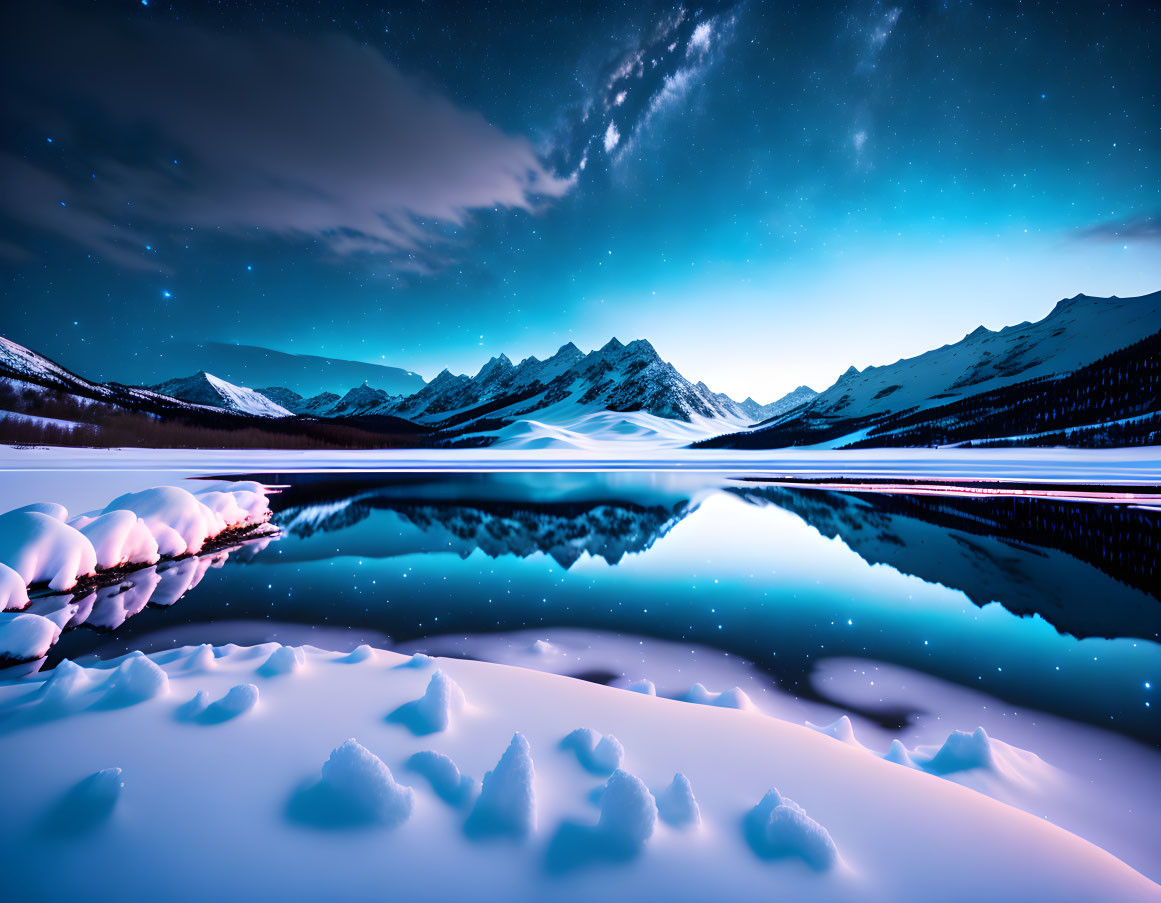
[2,0,1159,400]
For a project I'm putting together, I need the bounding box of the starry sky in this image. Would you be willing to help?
[2,0,1159,401]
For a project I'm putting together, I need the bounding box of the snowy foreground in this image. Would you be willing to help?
[0,645,1156,902]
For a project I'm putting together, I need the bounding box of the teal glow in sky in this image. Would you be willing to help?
[2,0,1159,400]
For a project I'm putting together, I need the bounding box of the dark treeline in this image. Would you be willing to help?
[0,380,433,450]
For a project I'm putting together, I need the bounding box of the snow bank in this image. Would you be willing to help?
[465,732,536,838]
[681,682,756,710]
[389,670,466,735]
[655,772,700,828]
[407,750,475,806]
[76,510,160,570]
[745,789,838,872]
[302,738,413,827]
[561,727,625,775]
[0,511,96,590]
[0,561,29,611]
[99,653,169,707]
[258,645,305,677]
[0,611,60,663]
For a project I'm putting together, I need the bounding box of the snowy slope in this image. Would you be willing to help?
[0,644,1156,902]
[738,386,818,423]
[800,291,1161,423]
[487,405,745,451]
[150,372,293,418]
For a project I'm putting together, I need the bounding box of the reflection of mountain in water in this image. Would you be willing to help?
[735,485,1161,641]
[275,491,693,568]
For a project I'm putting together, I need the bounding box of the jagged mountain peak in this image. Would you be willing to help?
[151,371,292,418]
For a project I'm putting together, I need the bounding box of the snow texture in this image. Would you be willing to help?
[0,511,96,590]
[101,487,223,556]
[465,732,536,838]
[296,738,414,828]
[598,770,657,847]
[655,772,700,828]
[561,727,625,775]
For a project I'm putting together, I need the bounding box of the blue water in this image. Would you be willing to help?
[28,471,1161,745]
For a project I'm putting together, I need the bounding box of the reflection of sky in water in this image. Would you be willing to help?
[41,474,1159,745]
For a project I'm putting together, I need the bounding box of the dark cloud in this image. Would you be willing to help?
[0,4,571,272]
[1075,212,1161,244]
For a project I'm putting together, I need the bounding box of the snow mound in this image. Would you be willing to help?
[681,682,756,710]
[12,502,68,521]
[342,644,375,664]
[0,511,97,591]
[466,732,536,838]
[41,768,124,835]
[76,510,160,570]
[884,739,917,768]
[195,488,270,529]
[626,679,656,695]
[100,653,169,707]
[746,789,837,871]
[389,670,467,735]
[102,487,223,557]
[922,727,994,774]
[201,684,259,722]
[183,644,217,671]
[561,727,625,775]
[258,645,306,677]
[35,659,90,710]
[598,770,658,848]
[0,561,29,611]
[655,772,700,828]
[408,750,476,806]
[397,652,434,669]
[809,715,862,747]
[312,738,413,827]
[0,611,61,663]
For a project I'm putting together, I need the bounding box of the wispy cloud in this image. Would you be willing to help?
[1074,212,1161,244]
[0,5,572,272]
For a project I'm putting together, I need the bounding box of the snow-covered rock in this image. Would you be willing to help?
[0,511,97,590]
[0,611,60,663]
[466,732,536,838]
[12,501,69,521]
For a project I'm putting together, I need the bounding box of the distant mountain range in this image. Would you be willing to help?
[2,290,1159,449]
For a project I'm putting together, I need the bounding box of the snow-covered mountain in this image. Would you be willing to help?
[737,386,818,423]
[150,372,293,418]
[800,292,1161,424]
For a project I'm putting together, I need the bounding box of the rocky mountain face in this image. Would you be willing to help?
[150,372,292,417]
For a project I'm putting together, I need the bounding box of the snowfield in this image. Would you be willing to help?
[0,643,1156,903]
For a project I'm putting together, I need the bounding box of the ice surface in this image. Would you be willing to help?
[561,727,625,775]
[0,561,28,611]
[465,732,536,838]
[407,750,475,806]
[0,611,60,663]
[655,772,700,828]
[0,511,97,590]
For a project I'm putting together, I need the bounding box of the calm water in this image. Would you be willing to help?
[23,471,1161,746]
